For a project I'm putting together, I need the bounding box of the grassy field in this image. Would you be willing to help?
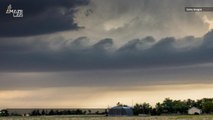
[1,115,213,120]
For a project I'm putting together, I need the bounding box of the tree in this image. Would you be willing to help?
[201,98,213,113]
[41,109,46,115]
[31,109,41,116]
[155,102,163,115]
[161,98,174,113]
[133,103,141,115]
[0,110,9,116]
[88,109,91,114]
[151,108,161,115]
[173,100,188,114]
[116,102,128,107]
[133,103,152,115]
[48,110,55,115]
[95,111,99,115]
[75,109,83,115]
[186,99,196,108]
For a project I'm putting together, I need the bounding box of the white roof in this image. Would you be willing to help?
[111,106,132,109]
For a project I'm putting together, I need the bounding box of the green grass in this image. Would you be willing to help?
[0,115,213,120]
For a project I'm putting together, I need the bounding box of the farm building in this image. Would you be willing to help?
[188,107,202,115]
[108,106,133,116]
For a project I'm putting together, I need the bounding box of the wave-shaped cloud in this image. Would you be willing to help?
[1,30,213,71]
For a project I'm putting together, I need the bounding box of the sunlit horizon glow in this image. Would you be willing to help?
[0,83,213,109]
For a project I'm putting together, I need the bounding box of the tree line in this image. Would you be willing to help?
[0,109,107,116]
[30,109,107,116]
[132,98,213,115]
[1,98,213,116]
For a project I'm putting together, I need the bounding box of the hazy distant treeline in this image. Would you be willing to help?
[1,98,213,116]
[30,109,107,116]
[0,109,107,116]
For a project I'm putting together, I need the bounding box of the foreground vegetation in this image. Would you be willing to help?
[124,98,213,115]
[1,115,213,120]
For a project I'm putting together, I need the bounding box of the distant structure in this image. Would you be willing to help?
[188,107,202,115]
[108,106,133,116]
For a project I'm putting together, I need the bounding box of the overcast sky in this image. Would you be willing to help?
[1,0,213,108]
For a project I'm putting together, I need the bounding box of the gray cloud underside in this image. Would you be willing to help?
[1,64,213,90]
[1,30,213,72]
[0,0,89,37]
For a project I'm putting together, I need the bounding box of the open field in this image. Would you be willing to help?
[1,115,213,120]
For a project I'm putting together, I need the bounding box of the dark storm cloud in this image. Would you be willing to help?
[0,0,89,37]
[118,36,155,52]
[1,30,213,71]
[1,65,213,90]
